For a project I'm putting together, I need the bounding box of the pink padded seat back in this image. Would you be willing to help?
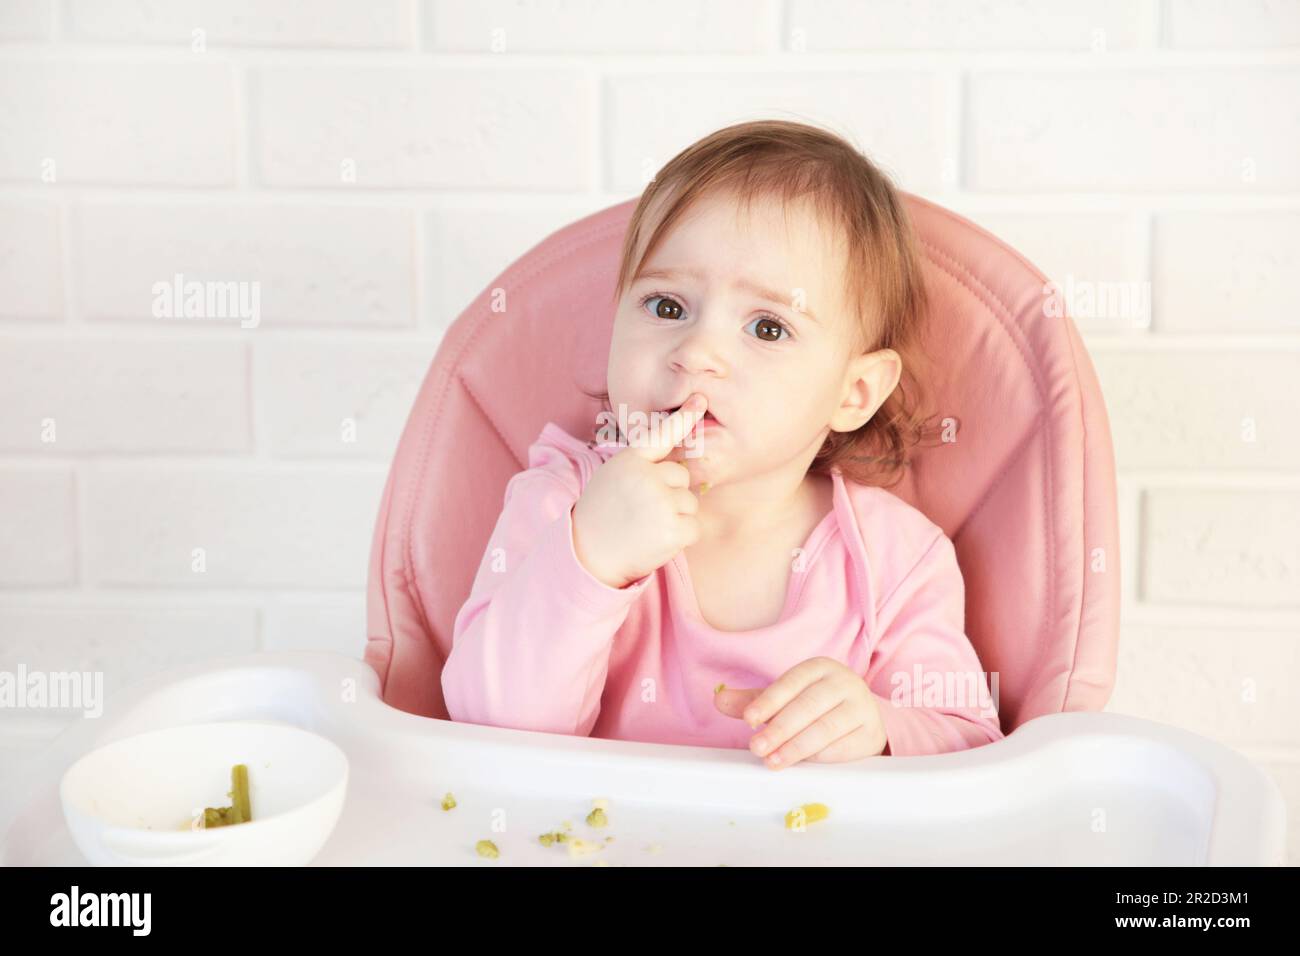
[364,194,1120,734]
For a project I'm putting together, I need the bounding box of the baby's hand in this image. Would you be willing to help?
[714,658,888,769]
[570,393,709,589]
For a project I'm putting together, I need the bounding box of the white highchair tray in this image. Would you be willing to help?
[0,651,1285,866]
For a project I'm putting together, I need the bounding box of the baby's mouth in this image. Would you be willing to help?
[660,402,720,425]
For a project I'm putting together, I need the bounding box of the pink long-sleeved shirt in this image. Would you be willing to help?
[442,422,1004,757]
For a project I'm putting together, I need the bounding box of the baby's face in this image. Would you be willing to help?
[606,190,862,486]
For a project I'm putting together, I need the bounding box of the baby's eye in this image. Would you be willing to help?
[746,314,790,343]
[642,294,684,321]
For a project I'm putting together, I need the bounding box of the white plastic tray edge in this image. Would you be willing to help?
[0,650,1286,866]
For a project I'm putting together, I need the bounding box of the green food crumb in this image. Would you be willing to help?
[784,803,830,829]
[714,682,726,694]
[567,836,601,859]
[586,807,608,828]
[440,792,456,811]
[475,839,499,858]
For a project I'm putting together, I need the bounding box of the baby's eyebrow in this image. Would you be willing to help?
[635,266,820,325]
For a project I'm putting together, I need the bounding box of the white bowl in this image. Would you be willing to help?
[59,720,348,866]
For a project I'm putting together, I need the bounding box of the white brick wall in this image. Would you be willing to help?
[74,202,419,328]
[1,0,1297,864]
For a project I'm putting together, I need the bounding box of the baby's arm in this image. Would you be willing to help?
[863,531,1005,757]
[442,469,651,736]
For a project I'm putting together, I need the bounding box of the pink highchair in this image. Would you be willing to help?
[364,193,1121,734]
[0,195,1285,866]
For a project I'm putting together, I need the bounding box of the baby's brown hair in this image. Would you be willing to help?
[602,118,939,488]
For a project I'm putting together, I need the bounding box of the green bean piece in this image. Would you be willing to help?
[204,805,235,828]
[231,764,252,822]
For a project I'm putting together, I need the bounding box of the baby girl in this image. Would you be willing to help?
[442,119,1003,767]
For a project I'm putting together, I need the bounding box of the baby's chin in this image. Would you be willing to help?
[666,444,721,484]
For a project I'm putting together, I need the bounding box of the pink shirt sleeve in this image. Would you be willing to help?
[863,530,1005,757]
[441,466,652,736]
